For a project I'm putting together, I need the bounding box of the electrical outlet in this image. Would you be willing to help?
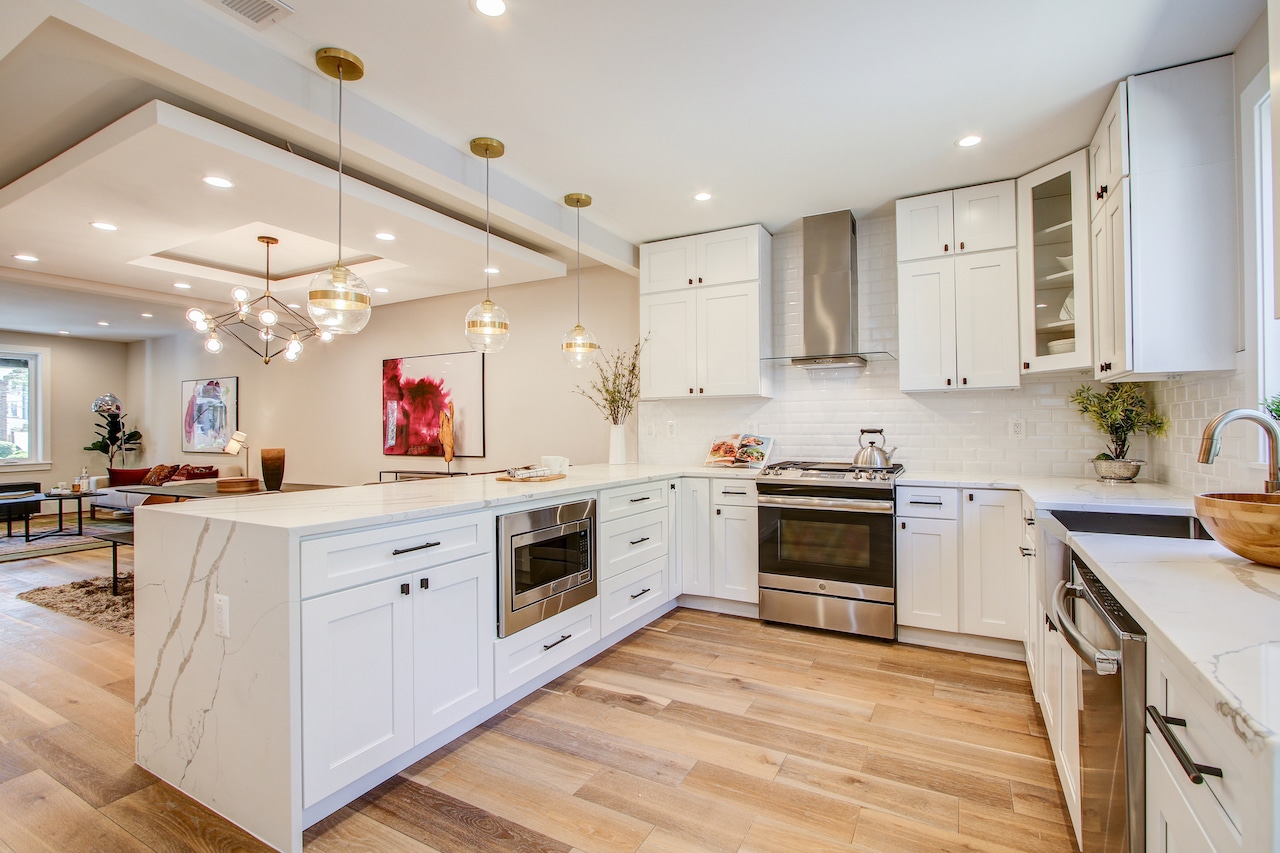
[1010,418,1027,440]
[645,420,656,438]
[215,593,230,638]
[666,421,677,437]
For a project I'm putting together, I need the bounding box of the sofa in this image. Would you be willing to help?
[88,464,243,518]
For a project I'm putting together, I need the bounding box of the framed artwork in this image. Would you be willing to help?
[382,351,485,457]
[181,376,239,453]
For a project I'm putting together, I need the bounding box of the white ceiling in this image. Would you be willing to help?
[0,0,1266,342]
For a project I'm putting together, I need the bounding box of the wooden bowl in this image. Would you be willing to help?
[216,477,261,494]
[1194,493,1280,567]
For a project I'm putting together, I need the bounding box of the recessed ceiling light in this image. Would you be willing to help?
[97,321,110,326]
[693,192,712,202]
[91,221,118,231]
[956,135,982,148]
[374,287,390,293]
[141,313,153,318]
[57,330,70,335]
[13,254,38,262]
[471,0,506,16]
[202,176,234,188]
[484,266,499,275]
[1036,303,1048,308]
[375,232,396,241]
[287,303,301,309]
[173,282,192,289]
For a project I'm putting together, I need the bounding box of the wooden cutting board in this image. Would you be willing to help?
[495,474,566,483]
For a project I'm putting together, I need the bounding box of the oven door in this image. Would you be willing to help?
[509,518,592,612]
[757,493,895,602]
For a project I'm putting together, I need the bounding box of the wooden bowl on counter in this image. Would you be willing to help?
[1194,493,1280,568]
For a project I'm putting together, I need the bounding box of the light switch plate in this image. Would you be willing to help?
[214,593,230,638]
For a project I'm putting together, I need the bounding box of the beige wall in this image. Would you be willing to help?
[0,331,131,490]
[128,268,639,486]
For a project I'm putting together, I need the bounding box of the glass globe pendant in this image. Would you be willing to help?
[561,192,599,367]
[308,48,372,336]
[464,137,510,353]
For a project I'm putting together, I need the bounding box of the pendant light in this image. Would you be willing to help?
[561,192,599,368]
[464,137,510,353]
[308,48,372,336]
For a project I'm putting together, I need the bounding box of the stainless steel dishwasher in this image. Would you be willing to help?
[1053,553,1147,853]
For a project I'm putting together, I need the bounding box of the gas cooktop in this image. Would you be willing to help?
[759,460,904,485]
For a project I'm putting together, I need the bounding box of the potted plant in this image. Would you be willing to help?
[1264,393,1280,422]
[1070,382,1168,481]
[575,339,644,464]
[84,393,142,469]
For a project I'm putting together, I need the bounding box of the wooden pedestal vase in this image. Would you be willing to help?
[260,448,286,492]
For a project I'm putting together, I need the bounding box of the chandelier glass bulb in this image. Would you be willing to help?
[186,307,206,324]
[259,308,278,326]
[464,298,510,353]
[320,330,335,343]
[286,336,303,356]
[205,334,223,354]
[308,263,371,334]
[561,324,599,368]
[284,348,299,362]
[231,286,250,302]
[193,318,210,333]
[259,327,274,342]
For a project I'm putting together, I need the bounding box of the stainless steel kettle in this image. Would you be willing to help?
[853,428,897,468]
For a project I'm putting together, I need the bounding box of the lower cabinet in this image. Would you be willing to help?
[678,478,713,596]
[1041,623,1081,837]
[300,551,495,808]
[678,477,758,604]
[1147,735,1219,853]
[600,557,669,638]
[493,600,599,698]
[896,516,959,631]
[959,489,1025,640]
[711,502,758,603]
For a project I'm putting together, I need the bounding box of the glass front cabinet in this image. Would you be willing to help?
[1016,150,1093,374]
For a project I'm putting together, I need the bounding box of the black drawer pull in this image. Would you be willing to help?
[909,499,943,506]
[629,536,650,546]
[1146,705,1223,784]
[722,490,747,495]
[1026,518,1036,526]
[400,583,410,595]
[392,541,442,556]
[629,496,651,503]
[1020,546,1036,557]
[542,634,572,652]
[419,578,429,590]
[630,587,652,600]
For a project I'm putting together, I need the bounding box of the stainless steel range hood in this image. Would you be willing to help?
[793,210,865,368]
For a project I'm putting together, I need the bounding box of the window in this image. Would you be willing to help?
[0,346,50,467]
[1241,67,1279,461]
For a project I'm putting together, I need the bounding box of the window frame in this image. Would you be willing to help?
[0,344,52,471]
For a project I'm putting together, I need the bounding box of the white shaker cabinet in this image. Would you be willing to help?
[896,182,1016,262]
[959,489,1025,642]
[894,486,960,632]
[711,503,758,603]
[678,478,757,604]
[678,478,713,596]
[640,225,772,400]
[898,249,1019,391]
[1090,57,1238,381]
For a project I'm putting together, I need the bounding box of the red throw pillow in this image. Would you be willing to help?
[107,467,151,487]
[169,464,218,482]
[141,464,180,486]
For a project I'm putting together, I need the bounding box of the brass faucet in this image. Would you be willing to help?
[1198,408,1280,493]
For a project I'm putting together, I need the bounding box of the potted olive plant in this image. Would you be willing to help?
[1070,382,1168,481]
[576,338,644,464]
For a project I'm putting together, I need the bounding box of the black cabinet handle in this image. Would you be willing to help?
[419,577,429,590]
[716,508,721,515]
[943,243,949,252]
[1023,361,1030,370]
[629,536,650,546]
[393,541,442,556]
[629,496,651,503]
[967,493,974,501]
[1146,706,1223,784]
[962,377,968,385]
[1020,546,1036,557]
[909,499,943,506]
[1026,518,1036,527]
[946,378,952,386]
[400,583,410,595]
[630,588,652,600]
[542,634,572,652]
[722,490,747,496]
[900,521,906,530]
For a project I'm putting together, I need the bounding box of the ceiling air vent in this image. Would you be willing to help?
[202,0,294,29]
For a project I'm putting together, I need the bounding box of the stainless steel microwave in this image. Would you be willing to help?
[497,498,596,637]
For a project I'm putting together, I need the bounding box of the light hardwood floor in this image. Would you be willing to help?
[0,545,1077,852]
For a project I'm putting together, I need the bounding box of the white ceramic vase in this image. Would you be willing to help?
[609,423,626,465]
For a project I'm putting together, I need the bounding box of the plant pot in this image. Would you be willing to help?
[1093,458,1144,482]
[608,424,627,465]
[260,448,286,491]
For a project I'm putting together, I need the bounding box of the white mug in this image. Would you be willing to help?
[541,455,569,475]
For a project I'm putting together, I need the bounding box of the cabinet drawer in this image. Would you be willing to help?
[896,486,958,520]
[599,508,668,580]
[1147,641,1251,851]
[494,600,599,699]
[712,478,757,506]
[598,481,669,522]
[600,557,669,639]
[301,511,492,598]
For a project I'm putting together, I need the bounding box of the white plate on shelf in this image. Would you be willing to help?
[1055,255,1073,271]
[1047,338,1075,355]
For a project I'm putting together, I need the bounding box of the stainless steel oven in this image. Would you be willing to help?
[497,498,596,637]
[757,461,900,640]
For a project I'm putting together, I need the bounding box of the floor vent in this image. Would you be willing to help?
[203,0,294,29]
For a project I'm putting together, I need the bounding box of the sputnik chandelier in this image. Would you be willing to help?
[187,236,332,364]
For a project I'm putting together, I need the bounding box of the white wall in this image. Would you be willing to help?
[0,331,131,490]
[128,268,639,486]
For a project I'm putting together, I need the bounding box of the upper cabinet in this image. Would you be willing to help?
[639,225,764,294]
[897,180,1020,391]
[1090,57,1238,381]
[896,182,1016,262]
[1016,150,1094,374]
[639,225,773,399]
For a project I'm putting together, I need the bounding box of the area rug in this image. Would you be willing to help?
[0,515,132,563]
[17,574,134,635]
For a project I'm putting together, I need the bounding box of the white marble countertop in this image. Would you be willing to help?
[1067,531,1280,748]
[137,463,759,537]
[899,471,1196,515]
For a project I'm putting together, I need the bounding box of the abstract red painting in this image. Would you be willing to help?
[382,352,484,456]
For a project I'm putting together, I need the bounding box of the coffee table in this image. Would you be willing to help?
[0,491,100,542]
[92,530,134,595]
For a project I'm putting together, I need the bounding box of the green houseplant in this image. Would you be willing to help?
[1264,393,1280,423]
[1070,382,1168,480]
[576,338,644,464]
[84,393,142,469]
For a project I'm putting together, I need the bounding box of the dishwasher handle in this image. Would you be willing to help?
[1052,581,1121,675]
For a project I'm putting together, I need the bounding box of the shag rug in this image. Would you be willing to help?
[17,574,134,635]
[0,515,132,563]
